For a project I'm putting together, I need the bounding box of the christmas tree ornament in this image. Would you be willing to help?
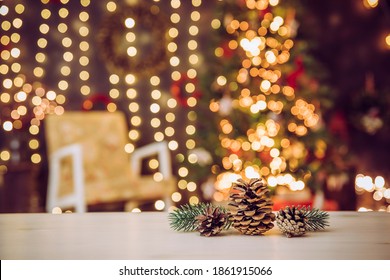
[195,206,228,237]
[169,202,231,232]
[229,178,275,235]
[276,205,330,237]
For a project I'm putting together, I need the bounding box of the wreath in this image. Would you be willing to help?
[97,3,169,75]
[170,74,202,107]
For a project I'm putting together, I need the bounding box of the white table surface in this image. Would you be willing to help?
[0,211,389,260]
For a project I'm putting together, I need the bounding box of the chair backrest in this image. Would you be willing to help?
[45,111,137,205]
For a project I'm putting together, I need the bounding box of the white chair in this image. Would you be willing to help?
[45,111,175,213]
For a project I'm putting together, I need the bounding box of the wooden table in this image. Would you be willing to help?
[0,211,389,259]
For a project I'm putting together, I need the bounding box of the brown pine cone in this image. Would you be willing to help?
[195,207,227,237]
[276,205,307,238]
[229,178,275,235]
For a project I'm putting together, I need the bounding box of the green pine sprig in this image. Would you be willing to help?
[169,202,232,231]
[303,207,330,231]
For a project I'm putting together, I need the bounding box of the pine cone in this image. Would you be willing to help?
[276,206,307,238]
[229,178,275,235]
[195,207,227,237]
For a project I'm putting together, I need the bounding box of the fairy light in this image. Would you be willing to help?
[355,174,390,211]
[208,0,321,196]
[363,0,379,9]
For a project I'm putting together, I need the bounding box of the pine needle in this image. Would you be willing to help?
[304,207,330,231]
[168,202,231,231]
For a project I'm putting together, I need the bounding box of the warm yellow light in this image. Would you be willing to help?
[151,118,161,128]
[3,121,13,131]
[81,0,90,7]
[107,103,117,112]
[79,56,89,66]
[217,76,227,86]
[127,47,137,57]
[80,85,90,95]
[1,50,11,61]
[168,28,179,38]
[150,76,160,86]
[79,41,89,51]
[46,90,56,101]
[125,74,136,84]
[166,112,175,122]
[151,89,161,100]
[170,13,180,24]
[168,140,179,150]
[131,116,142,126]
[187,69,197,79]
[79,11,89,22]
[154,132,165,142]
[33,67,44,78]
[167,98,177,108]
[171,0,181,9]
[79,71,89,81]
[106,1,117,12]
[186,139,196,149]
[39,23,50,34]
[1,93,11,103]
[125,17,135,28]
[150,103,160,113]
[79,26,89,37]
[191,11,200,21]
[189,26,199,36]
[0,151,11,161]
[171,71,181,81]
[0,5,9,16]
[187,97,197,107]
[188,40,198,50]
[57,23,68,33]
[31,153,41,164]
[386,34,390,47]
[154,200,165,210]
[127,88,137,99]
[364,0,379,8]
[58,80,69,90]
[58,8,69,18]
[128,102,139,112]
[167,42,177,53]
[11,33,21,43]
[128,130,139,141]
[41,9,51,19]
[109,89,119,99]
[187,182,197,192]
[375,176,385,188]
[211,19,221,29]
[109,74,119,84]
[51,207,62,214]
[37,38,48,48]
[260,80,271,91]
[171,192,182,202]
[192,0,201,7]
[165,127,175,137]
[63,52,73,62]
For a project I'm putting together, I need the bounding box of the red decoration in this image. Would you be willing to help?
[170,74,202,107]
[328,110,349,142]
[258,7,272,19]
[82,94,112,111]
[220,41,234,58]
[48,0,62,4]
[286,56,305,89]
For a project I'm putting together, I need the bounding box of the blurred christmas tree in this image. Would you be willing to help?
[186,0,339,204]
